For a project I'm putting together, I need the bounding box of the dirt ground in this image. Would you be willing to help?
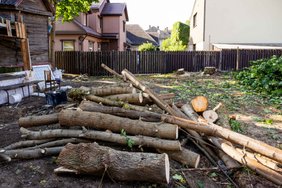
[0,73,281,188]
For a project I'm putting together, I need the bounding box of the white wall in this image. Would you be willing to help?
[190,0,282,50]
[189,0,205,50]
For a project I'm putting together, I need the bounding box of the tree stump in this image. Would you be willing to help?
[203,67,216,75]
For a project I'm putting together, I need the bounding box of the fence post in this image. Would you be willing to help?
[137,51,140,74]
[236,47,240,70]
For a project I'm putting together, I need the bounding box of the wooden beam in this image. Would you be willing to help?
[6,20,12,37]
[21,38,32,70]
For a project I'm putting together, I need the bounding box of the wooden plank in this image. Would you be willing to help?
[21,38,32,70]
[6,20,12,37]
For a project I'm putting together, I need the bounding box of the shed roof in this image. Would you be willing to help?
[126,24,158,46]
[0,0,53,15]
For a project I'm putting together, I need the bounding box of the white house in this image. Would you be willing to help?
[189,0,282,50]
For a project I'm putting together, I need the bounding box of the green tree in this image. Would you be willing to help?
[161,21,190,51]
[138,42,157,51]
[49,0,98,64]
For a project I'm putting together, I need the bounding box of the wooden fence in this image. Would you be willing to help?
[55,49,282,76]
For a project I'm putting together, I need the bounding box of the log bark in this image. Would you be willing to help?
[25,138,90,150]
[91,86,134,97]
[57,142,170,184]
[191,96,208,113]
[105,93,175,106]
[59,110,178,139]
[79,100,162,122]
[158,147,200,168]
[181,104,200,122]
[235,148,281,172]
[211,138,282,185]
[162,115,282,164]
[3,147,63,160]
[121,69,178,116]
[20,128,181,151]
[18,113,59,128]
[105,93,153,106]
[86,95,148,112]
[4,139,54,150]
[101,63,123,78]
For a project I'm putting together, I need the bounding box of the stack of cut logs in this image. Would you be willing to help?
[1,65,281,186]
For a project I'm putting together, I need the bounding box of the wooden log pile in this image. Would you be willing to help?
[1,66,282,186]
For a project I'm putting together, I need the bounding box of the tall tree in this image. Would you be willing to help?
[49,0,98,65]
[161,21,190,51]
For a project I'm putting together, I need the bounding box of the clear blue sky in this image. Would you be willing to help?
[110,0,195,30]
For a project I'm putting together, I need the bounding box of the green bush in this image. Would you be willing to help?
[235,55,282,96]
[138,42,157,51]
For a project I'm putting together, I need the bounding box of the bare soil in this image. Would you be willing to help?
[0,74,281,188]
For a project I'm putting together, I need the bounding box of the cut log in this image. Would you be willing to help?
[211,138,282,185]
[236,148,282,172]
[56,142,170,184]
[191,96,208,113]
[91,86,135,97]
[203,67,216,75]
[79,100,161,122]
[3,147,63,160]
[4,139,54,150]
[181,104,200,122]
[176,68,185,75]
[105,93,175,106]
[101,63,123,78]
[181,103,239,168]
[121,69,178,116]
[203,102,222,123]
[203,110,218,123]
[161,115,282,164]
[105,93,153,106]
[25,138,91,150]
[86,95,148,112]
[158,147,200,168]
[20,128,181,151]
[59,110,178,139]
[18,113,59,128]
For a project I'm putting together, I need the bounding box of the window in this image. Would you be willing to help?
[193,13,197,28]
[193,44,196,51]
[88,41,94,51]
[62,40,75,51]
[123,21,126,32]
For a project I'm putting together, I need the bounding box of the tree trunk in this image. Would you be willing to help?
[101,63,123,78]
[56,142,170,184]
[162,115,282,164]
[211,138,282,185]
[158,147,200,168]
[18,113,59,128]
[59,110,178,139]
[79,101,162,122]
[86,95,148,112]
[20,128,181,151]
[91,86,135,97]
[121,69,178,116]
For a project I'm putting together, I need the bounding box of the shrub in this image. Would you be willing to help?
[235,55,282,96]
[138,42,157,51]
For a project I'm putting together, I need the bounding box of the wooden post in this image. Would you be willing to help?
[21,38,32,70]
[236,47,240,70]
[6,20,12,37]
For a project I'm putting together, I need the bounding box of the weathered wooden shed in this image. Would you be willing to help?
[0,0,53,71]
